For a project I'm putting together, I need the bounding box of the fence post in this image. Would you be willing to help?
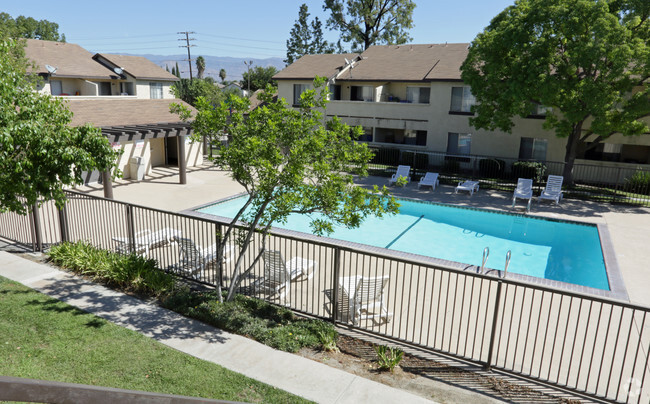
[216,223,224,289]
[484,280,503,370]
[57,205,68,243]
[30,204,43,252]
[331,247,341,324]
[125,205,136,254]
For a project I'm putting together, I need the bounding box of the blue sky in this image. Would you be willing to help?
[3,0,515,59]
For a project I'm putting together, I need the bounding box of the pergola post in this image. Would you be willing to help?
[178,134,187,185]
[101,170,114,199]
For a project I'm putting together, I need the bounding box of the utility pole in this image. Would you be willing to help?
[244,60,253,95]
[178,31,196,80]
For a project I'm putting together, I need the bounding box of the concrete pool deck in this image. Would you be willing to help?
[75,163,650,307]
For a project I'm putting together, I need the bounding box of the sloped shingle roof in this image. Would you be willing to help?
[24,39,115,79]
[94,54,179,81]
[273,53,359,80]
[65,99,196,127]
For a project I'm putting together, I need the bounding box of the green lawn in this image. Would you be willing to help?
[0,276,310,403]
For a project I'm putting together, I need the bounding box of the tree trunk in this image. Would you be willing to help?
[562,122,584,186]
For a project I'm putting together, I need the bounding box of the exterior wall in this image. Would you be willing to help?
[113,139,151,179]
[149,138,166,167]
[184,136,204,167]
[135,80,175,99]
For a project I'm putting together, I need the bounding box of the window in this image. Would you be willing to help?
[528,103,552,117]
[447,133,472,155]
[99,82,111,96]
[50,80,62,95]
[293,84,308,106]
[328,84,341,101]
[350,85,374,102]
[450,86,475,113]
[584,143,622,162]
[357,127,373,142]
[519,137,548,160]
[150,82,163,99]
[406,87,430,104]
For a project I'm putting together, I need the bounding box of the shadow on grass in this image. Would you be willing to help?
[31,276,229,345]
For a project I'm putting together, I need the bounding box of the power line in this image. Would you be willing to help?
[178,31,196,79]
[71,33,178,41]
[196,32,285,45]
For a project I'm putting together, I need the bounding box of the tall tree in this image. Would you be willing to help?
[241,66,279,92]
[171,78,224,106]
[461,0,650,185]
[286,4,334,65]
[171,79,398,302]
[0,37,118,213]
[219,68,226,82]
[0,13,65,41]
[196,56,206,79]
[174,61,181,78]
[323,0,416,51]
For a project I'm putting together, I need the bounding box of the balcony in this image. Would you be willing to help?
[324,100,430,130]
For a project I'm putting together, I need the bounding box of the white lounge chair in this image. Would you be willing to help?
[254,250,315,303]
[455,180,480,195]
[418,172,439,190]
[173,237,233,279]
[538,175,564,204]
[388,165,411,186]
[112,228,181,256]
[339,275,392,325]
[512,178,533,211]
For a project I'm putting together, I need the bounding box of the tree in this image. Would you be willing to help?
[285,4,334,65]
[323,0,416,51]
[174,61,181,78]
[171,78,224,106]
[461,0,650,185]
[240,66,279,92]
[0,38,118,213]
[0,13,65,41]
[171,79,398,302]
[196,56,206,79]
[219,68,226,82]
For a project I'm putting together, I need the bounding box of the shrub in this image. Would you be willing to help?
[625,171,650,195]
[48,241,175,296]
[161,290,336,353]
[374,345,404,372]
[479,158,505,177]
[511,161,546,182]
[317,329,339,352]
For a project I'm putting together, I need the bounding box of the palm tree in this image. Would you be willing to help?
[219,68,226,83]
[196,56,206,79]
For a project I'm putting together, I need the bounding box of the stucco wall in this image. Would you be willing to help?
[135,80,175,99]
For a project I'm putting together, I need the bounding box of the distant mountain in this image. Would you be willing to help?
[132,54,286,82]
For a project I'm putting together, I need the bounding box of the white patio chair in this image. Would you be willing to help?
[254,250,316,303]
[388,165,411,186]
[172,237,233,280]
[455,180,480,195]
[418,172,439,190]
[339,275,392,325]
[538,175,564,204]
[112,227,181,256]
[512,178,533,211]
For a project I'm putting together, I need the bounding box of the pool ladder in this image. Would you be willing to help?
[479,247,512,278]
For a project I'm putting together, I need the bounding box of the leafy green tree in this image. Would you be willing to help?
[461,0,650,184]
[196,56,206,79]
[171,78,224,106]
[285,3,334,65]
[171,78,398,302]
[0,38,118,213]
[219,68,226,82]
[0,13,65,41]
[323,0,416,51]
[241,66,279,92]
[175,61,181,78]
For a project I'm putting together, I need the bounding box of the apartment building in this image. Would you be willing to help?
[24,39,201,186]
[274,44,650,178]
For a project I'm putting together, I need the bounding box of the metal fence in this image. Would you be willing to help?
[365,147,650,206]
[2,190,649,403]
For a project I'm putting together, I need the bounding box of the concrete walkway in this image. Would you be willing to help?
[0,251,436,404]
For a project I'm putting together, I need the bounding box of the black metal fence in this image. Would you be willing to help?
[2,190,649,403]
[365,147,650,206]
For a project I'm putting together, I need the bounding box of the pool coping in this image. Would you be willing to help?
[184,193,630,302]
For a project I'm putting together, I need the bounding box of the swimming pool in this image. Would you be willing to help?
[196,196,610,291]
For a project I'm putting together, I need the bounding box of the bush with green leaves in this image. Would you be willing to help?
[47,241,175,296]
[374,345,404,372]
[317,328,339,352]
[511,161,546,182]
[162,290,336,353]
[625,171,650,195]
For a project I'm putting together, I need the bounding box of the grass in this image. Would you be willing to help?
[0,275,311,403]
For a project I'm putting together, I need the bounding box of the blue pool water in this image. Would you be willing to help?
[197,196,609,290]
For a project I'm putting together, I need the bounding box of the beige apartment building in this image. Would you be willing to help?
[24,39,201,185]
[274,44,650,181]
